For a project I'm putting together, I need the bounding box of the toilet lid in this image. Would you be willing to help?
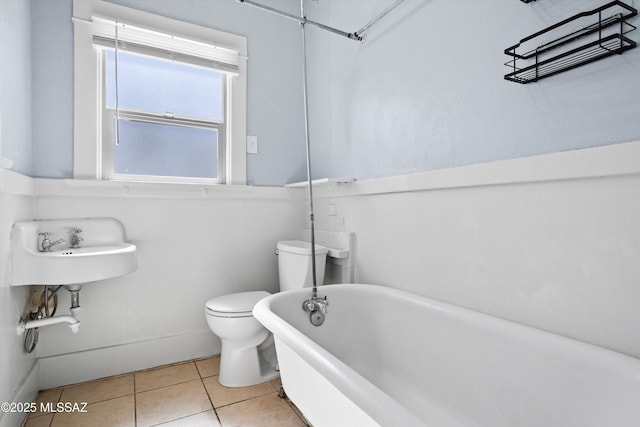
[205,291,271,314]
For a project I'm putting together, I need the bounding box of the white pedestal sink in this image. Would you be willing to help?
[10,218,137,286]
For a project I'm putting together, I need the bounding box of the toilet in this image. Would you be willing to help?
[205,240,328,387]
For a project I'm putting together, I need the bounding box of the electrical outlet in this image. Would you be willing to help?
[247,135,258,154]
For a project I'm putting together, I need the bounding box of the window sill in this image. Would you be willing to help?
[34,178,298,200]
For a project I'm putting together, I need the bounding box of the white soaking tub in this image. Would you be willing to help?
[253,284,640,427]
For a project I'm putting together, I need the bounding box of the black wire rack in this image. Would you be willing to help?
[505,1,637,84]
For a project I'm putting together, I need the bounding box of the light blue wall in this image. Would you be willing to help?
[30,0,308,185]
[0,1,38,419]
[305,0,640,181]
[0,0,33,175]
[31,0,73,178]
[25,0,640,184]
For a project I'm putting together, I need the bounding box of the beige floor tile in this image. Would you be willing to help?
[217,393,305,427]
[50,395,134,427]
[29,388,62,417]
[153,410,221,427]
[23,414,53,427]
[135,362,200,392]
[135,379,212,427]
[195,357,220,378]
[268,378,282,393]
[26,358,305,427]
[202,377,274,408]
[286,400,309,425]
[59,374,134,405]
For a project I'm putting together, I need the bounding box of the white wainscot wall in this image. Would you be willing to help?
[30,180,305,388]
[0,171,38,427]
[312,141,640,360]
[4,139,640,399]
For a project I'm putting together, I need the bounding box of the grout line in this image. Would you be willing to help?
[201,377,216,413]
[26,388,63,421]
[147,409,212,426]
[133,366,138,427]
[212,390,279,409]
[194,362,206,379]
[135,361,203,393]
[277,386,310,427]
[286,399,310,426]
[200,376,223,426]
[71,392,137,408]
[194,357,221,379]
[136,377,203,396]
[134,359,198,375]
[134,393,138,427]
[214,410,223,427]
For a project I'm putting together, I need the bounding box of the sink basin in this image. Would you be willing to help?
[11,218,137,286]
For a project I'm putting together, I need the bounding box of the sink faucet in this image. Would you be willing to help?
[70,228,84,248]
[38,232,66,252]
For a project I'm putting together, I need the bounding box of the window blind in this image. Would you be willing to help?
[91,17,240,75]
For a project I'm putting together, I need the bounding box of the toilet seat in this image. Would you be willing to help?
[206,291,270,318]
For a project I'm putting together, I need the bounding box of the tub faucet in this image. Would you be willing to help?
[302,295,328,326]
[39,232,66,252]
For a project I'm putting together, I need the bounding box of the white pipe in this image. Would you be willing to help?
[19,315,80,334]
[354,0,407,38]
[238,0,407,42]
[237,0,362,41]
[299,0,318,295]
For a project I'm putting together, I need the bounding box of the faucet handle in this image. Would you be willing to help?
[38,232,53,252]
[320,297,329,314]
[70,228,84,248]
[302,300,315,312]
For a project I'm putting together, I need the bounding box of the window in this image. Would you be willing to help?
[73,0,247,184]
[103,48,225,181]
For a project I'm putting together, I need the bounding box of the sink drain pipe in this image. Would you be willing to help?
[19,285,82,336]
[19,315,80,334]
[68,285,82,318]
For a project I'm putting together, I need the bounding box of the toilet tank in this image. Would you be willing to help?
[277,241,328,291]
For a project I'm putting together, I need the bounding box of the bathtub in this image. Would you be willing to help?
[253,284,640,427]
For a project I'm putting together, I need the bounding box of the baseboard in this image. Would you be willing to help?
[38,330,219,389]
[0,362,39,427]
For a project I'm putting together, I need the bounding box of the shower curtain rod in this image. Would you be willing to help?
[237,0,406,42]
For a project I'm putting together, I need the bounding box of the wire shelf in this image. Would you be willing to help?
[505,1,637,84]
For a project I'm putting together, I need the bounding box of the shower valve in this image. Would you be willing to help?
[302,296,327,313]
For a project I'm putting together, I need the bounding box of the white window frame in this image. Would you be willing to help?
[73,0,247,185]
[100,54,227,183]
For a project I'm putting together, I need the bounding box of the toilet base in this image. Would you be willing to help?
[218,335,279,387]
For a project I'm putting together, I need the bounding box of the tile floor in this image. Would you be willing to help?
[23,356,309,427]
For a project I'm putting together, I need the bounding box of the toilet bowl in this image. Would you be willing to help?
[205,291,279,387]
[205,241,328,387]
